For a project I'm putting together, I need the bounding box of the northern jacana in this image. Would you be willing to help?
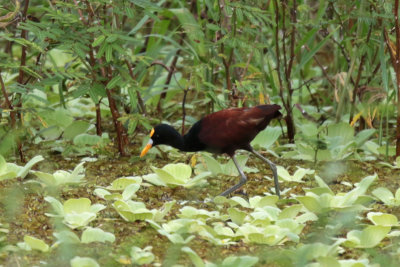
[140,104,282,197]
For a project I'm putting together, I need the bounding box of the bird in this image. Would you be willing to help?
[140,104,282,197]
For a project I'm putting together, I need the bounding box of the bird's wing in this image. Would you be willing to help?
[198,105,281,149]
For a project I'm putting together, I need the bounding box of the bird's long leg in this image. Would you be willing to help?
[220,155,247,196]
[250,148,281,198]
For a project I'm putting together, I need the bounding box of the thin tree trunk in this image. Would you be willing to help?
[385,0,400,156]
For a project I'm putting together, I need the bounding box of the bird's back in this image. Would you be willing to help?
[197,104,281,155]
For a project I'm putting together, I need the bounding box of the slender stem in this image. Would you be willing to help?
[395,0,400,156]
[0,70,16,127]
[281,1,288,78]
[239,35,260,83]
[82,0,102,135]
[15,0,30,163]
[218,0,233,95]
[17,0,29,86]
[95,103,102,136]
[287,0,296,78]
[157,33,185,112]
[126,60,147,115]
[73,0,87,25]
[104,63,128,156]
[181,88,189,135]
[349,11,373,123]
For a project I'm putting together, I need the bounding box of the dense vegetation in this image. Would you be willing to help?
[1,0,400,266]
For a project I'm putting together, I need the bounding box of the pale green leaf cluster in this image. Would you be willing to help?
[297,174,377,213]
[53,227,115,245]
[147,195,314,247]
[277,165,315,183]
[70,256,99,267]
[378,156,400,169]
[131,246,155,265]
[181,245,259,267]
[0,155,43,180]
[372,187,400,206]
[33,162,85,187]
[283,122,377,161]
[251,126,282,150]
[45,196,105,229]
[195,153,258,176]
[17,235,49,252]
[143,163,210,188]
[94,176,142,201]
[113,199,175,222]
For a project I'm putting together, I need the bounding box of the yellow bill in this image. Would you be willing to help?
[140,128,155,157]
[140,139,153,157]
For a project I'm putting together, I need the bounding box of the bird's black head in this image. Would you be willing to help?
[151,124,182,146]
[140,124,183,157]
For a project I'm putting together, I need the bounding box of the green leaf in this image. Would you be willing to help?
[152,200,175,222]
[50,198,105,229]
[107,176,142,190]
[70,257,99,267]
[326,122,355,147]
[92,35,105,47]
[228,207,247,225]
[200,153,223,175]
[81,227,115,243]
[249,195,278,208]
[113,200,153,222]
[338,174,377,207]
[142,173,167,186]
[355,129,376,147]
[278,205,303,220]
[372,187,397,206]
[367,212,399,226]
[64,121,91,140]
[277,166,314,183]
[313,175,333,192]
[44,196,64,216]
[296,194,330,214]
[144,163,207,188]
[299,123,318,137]
[73,134,101,146]
[93,188,112,200]
[179,206,219,220]
[344,225,391,248]
[106,75,122,89]
[23,235,49,252]
[53,230,80,245]
[122,184,140,200]
[129,15,150,35]
[162,163,192,182]
[131,246,155,265]
[63,198,92,214]
[129,0,163,11]
[169,8,206,58]
[34,162,85,186]
[251,126,282,149]
[106,34,118,43]
[105,45,113,62]
[181,247,205,267]
[296,26,339,73]
[18,155,44,178]
[0,155,7,174]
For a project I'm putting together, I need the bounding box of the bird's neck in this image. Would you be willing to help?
[166,130,186,151]
[166,130,203,152]
[163,122,205,152]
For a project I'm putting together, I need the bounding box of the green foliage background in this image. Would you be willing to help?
[1,0,400,266]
